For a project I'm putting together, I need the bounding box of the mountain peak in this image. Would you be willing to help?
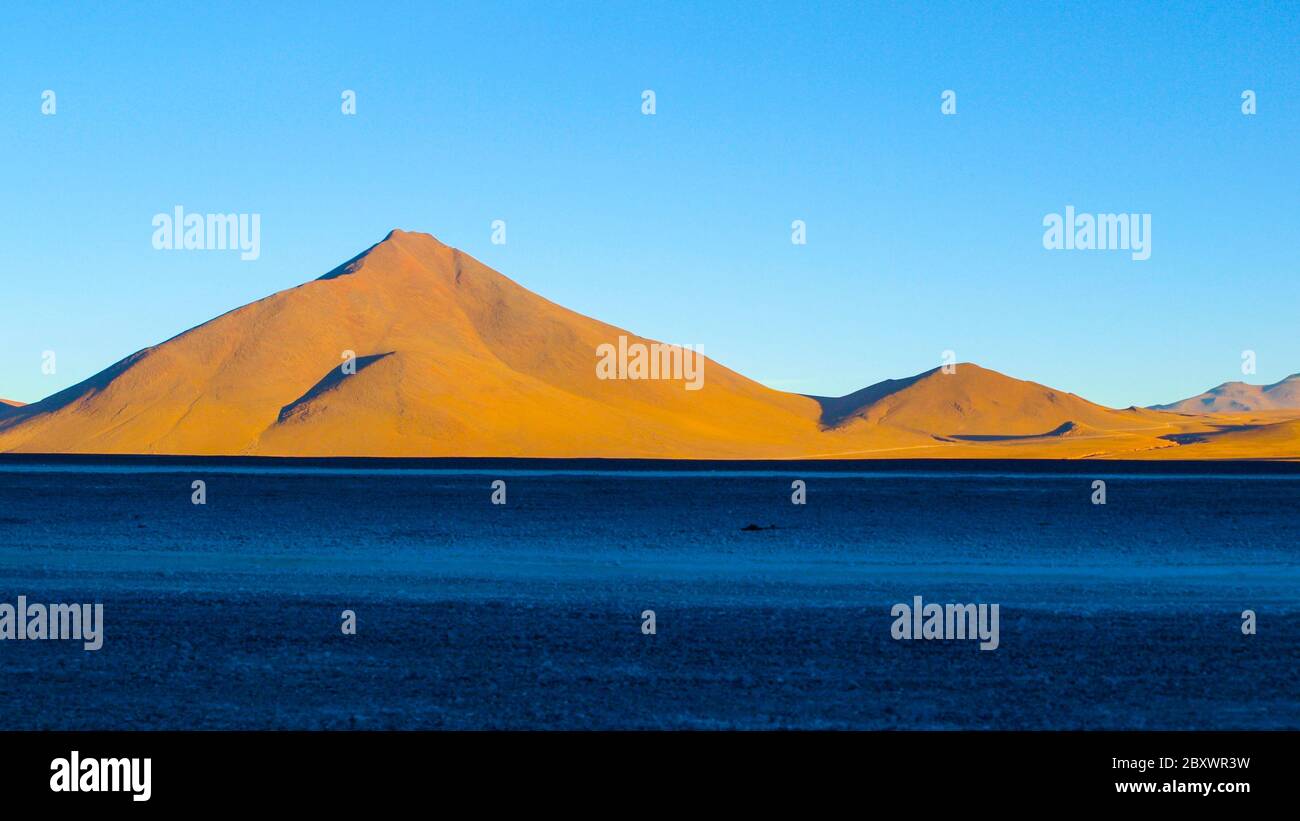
[381,228,447,245]
[317,228,452,281]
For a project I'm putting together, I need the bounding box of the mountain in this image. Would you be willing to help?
[0,229,1294,459]
[0,230,827,458]
[1152,374,1300,413]
[0,399,23,418]
[812,364,1145,438]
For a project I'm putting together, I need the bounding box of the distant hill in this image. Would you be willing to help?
[1152,374,1300,413]
[811,364,1145,439]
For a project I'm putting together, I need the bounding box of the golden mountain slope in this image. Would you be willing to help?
[0,230,1294,459]
[0,231,826,457]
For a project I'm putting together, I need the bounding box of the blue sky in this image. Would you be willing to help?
[2,1,1297,407]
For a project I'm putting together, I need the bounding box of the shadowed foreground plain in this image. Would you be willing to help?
[0,462,1295,729]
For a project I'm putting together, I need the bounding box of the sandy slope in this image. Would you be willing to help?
[0,230,1295,459]
[1120,414,1300,460]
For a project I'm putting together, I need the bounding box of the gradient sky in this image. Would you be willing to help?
[2,1,1297,408]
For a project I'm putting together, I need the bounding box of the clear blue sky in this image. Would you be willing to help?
[2,1,1297,408]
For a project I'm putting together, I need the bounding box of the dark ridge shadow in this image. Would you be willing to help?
[1161,432,1211,445]
[277,352,395,423]
[805,368,937,428]
[1160,422,1260,445]
[948,421,1081,442]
